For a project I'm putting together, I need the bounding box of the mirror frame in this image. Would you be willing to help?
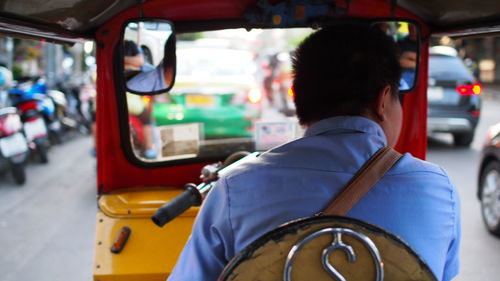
[370,19,421,94]
[121,18,176,96]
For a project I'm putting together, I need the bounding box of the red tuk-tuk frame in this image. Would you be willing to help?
[96,0,428,193]
[1,0,500,280]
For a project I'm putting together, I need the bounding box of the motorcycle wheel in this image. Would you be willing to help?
[11,163,26,185]
[50,130,64,145]
[38,146,48,163]
[36,142,49,163]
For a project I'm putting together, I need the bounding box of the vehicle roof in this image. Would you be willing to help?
[1,0,500,43]
[398,0,500,36]
[428,54,474,81]
[429,46,458,57]
[0,0,138,43]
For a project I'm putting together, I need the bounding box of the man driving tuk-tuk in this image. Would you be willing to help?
[166,23,460,281]
[4,0,500,280]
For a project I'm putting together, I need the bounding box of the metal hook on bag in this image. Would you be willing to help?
[321,232,356,281]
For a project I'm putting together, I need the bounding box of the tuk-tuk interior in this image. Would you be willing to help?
[1,0,500,280]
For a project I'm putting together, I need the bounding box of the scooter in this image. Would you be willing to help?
[53,81,92,136]
[8,83,50,163]
[78,82,96,132]
[31,79,63,144]
[10,78,63,145]
[0,107,29,184]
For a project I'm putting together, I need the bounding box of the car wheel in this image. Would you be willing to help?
[453,132,474,147]
[480,161,500,237]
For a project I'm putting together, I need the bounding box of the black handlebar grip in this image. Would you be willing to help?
[151,184,202,227]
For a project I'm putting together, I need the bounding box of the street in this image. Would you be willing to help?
[0,95,500,280]
[0,135,96,281]
[427,91,500,281]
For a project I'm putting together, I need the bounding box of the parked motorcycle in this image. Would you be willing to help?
[10,78,63,145]
[8,81,50,163]
[0,66,28,184]
[0,107,29,184]
[53,81,93,136]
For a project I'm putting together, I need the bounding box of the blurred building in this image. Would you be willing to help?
[460,37,500,83]
[0,37,90,87]
[436,36,500,83]
[2,34,500,85]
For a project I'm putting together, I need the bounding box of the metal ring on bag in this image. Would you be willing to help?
[283,227,384,281]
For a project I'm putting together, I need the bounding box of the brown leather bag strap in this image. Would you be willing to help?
[322,146,403,216]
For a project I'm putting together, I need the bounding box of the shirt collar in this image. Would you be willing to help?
[304,116,388,144]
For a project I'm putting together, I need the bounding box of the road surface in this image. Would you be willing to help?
[427,92,500,281]
[0,135,96,281]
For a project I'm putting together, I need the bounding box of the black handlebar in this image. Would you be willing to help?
[151,151,259,227]
[151,184,202,227]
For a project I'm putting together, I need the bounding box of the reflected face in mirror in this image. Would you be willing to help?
[124,40,145,71]
[374,21,419,91]
[400,51,417,68]
[123,20,175,93]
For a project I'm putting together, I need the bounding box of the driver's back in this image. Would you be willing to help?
[168,116,460,281]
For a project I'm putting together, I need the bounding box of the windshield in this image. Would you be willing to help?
[125,28,311,162]
[124,23,417,163]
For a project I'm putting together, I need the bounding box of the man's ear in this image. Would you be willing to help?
[374,85,392,122]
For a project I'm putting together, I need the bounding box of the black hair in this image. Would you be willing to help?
[292,24,402,125]
[162,34,176,68]
[124,40,140,57]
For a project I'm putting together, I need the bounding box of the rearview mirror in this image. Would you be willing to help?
[373,21,419,92]
[122,19,176,94]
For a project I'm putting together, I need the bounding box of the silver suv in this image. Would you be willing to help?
[427,46,482,146]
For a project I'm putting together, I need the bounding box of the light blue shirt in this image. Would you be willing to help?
[126,64,166,92]
[168,116,461,281]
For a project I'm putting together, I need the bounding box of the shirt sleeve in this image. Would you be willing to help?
[441,187,461,281]
[167,178,235,281]
[126,66,165,92]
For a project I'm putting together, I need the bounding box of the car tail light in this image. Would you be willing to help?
[288,86,295,98]
[456,83,482,96]
[142,96,151,103]
[247,88,262,104]
[470,110,481,117]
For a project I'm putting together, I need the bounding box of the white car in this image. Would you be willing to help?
[124,21,172,66]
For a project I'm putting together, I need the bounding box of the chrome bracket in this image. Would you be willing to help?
[283,227,384,281]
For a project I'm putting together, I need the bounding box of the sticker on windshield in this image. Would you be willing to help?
[254,121,301,151]
[156,123,203,160]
